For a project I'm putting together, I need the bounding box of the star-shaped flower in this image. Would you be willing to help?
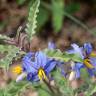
[66,43,96,78]
[16,51,57,82]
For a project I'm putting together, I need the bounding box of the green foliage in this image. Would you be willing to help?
[40,1,85,33]
[52,0,64,32]
[25,0,40,42]
[89,86,96,96]
[6,0,85,34]
[44,49,83,62]
[16,0,26,5]
[37,83,52,96]
[0,81,31,96]
[0,34,10,40]
[0,45,19,70]
[0,62,96,96]
[52,69,74,96]
[37,6,49,31]
[38,89,50,96]
[0,69,74,96]
[0,22,7,31]
[65,3,80,14]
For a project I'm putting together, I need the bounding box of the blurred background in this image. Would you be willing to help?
[0,0,96,50]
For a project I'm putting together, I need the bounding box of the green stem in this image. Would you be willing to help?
[64,12,91,32]
[43,79,55,95]
[43,79,63,96]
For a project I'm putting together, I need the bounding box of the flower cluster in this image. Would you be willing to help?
[14,42,96,83]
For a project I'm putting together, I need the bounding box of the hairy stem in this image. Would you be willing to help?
[43,79,63,96]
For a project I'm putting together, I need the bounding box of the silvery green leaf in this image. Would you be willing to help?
[25,0,40,41]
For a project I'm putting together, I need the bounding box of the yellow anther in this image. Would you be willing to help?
[83,59,94,69]
[90,52,96,57]
[38,68,48,81]
[12,65,22,74]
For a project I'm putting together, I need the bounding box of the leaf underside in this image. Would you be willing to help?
[25,0,40,42]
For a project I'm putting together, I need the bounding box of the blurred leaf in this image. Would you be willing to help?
[38,88,51,96]
[16,0,26,5]
[52,0,64,33]
[37,6,49,31]
[90,86,96,96]
[0,45,19,70]
[25,0,40,42]
[41,1,90,33]
[0,22,7,31]
[52,69,74,96]
[0,89,5,96]
[44,49,83,62]
[0,81,31,96]
[2,80,51,96]
[0,34,10,41]
[65,3,80,14]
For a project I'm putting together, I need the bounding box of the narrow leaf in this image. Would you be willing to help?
[44,49,83,62]
[52,0,64,32]
[25,0,40,41]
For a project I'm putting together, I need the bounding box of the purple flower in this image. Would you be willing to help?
[22,51,57,82]
[66,43,96,78]
[83,43,93,55]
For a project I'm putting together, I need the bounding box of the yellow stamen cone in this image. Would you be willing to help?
[38,68,48,81]
[83,59,94,69]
